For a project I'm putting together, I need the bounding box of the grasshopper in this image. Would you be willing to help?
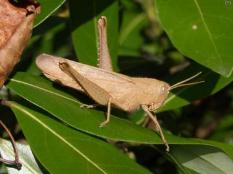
[36,16,203,151]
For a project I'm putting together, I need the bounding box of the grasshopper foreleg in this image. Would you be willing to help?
[141,105,169,152]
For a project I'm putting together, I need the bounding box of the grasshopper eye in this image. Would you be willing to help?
[160,84,168,94]
[161,86,165,93]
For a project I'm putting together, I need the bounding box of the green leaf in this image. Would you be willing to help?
[7,73,163,144]
[35,0,66,27]
[119,9,146,56]
[170,145,233,174]
[6,73,233,156]
[160,62,233,112]
[32,17,70,57]
[6,73,233,173]
[8,101,151,174]
[69,0,119,70]
[155,0,233,77]
[0,138,42,174]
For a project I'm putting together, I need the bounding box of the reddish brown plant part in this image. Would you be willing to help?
[0,119,21,170]
[0,0,40,88]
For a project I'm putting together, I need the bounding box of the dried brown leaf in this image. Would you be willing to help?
[0,0,40,88]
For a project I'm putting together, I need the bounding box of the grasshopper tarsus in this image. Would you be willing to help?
[99,120,109,128]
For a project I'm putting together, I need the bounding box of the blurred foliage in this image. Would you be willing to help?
[1,0,233,174]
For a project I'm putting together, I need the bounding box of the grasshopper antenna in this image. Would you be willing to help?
[170,72,204,90]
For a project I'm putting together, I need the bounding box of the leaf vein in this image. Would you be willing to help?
[10,78,81,105]
[193,0,223,69]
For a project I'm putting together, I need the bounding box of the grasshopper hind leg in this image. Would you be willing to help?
[141,105,169,152]
[97,16,113,72]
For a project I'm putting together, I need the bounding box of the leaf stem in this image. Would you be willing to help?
[0,100,22,170]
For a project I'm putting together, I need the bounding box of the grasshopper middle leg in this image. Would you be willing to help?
[99,98,112,127]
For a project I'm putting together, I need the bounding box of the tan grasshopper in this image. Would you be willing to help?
[36,16,203,152]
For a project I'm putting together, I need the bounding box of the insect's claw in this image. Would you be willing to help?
[161,136,170,152]
[99,120,109,128]
[15,162,22,170]
[165,144,170,152]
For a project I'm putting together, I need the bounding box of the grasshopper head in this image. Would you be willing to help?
[148,72,204,111]
[148,81,170,111]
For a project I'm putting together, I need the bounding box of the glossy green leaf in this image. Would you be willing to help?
[169,153,198,174]
[69,0,119,70]
[155,0,233,77]
[0,138,42,174]
[35,0,66,27]
[32,17,70,57]
[7,73,163,144]
[160,62,233,112]
[6,73,233,158]
[119,10,146,56]
[6,73,233,173]
[171,145,233,174]
[8,101,151,174]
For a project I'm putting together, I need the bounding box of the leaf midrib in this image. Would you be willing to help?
[193,0,223,70]
[10,78,81,105]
